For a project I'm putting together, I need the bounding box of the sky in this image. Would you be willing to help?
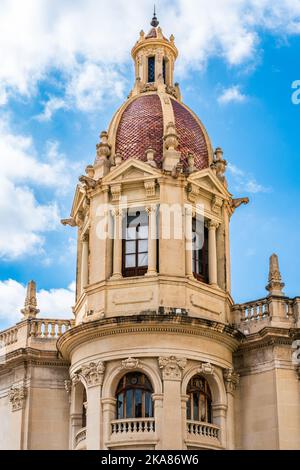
[0,0,300,329]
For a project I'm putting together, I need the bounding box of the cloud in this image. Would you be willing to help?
[228,163,271,194]
[218,86,247,105]
[0,279,74,327]
[0,117,77,259]
[0,1,300,113]
[36,97,68,121]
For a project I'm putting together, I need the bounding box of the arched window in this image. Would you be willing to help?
[163,57,168,84]
[116,372,153,419]
[192,217,209,283]
[122,209,148,277]
[148,56,155,83]
[186,375,212,423]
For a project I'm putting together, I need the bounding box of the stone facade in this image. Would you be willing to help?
[0,14,299,450]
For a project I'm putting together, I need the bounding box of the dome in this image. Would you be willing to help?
[114,93,212,170]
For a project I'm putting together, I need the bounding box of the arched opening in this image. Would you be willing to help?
[163,57,169,84]
[115,372,154,419]
[192,217,209,284]
[82,386,87,428]
[148,56,155,83]
[186,375,212,423]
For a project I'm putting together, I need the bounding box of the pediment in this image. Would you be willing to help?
[70,184,86,218]
[188,168,230,199]
[102,158,161,184]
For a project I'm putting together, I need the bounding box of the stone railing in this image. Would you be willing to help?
[111,418,155,435]
[232,296,299,334]
[0,326,18,347]
[74,427,87,447]
[187,421,220,440]
[28,319,74,338]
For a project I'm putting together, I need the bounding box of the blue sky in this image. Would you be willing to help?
[0,0,300,329]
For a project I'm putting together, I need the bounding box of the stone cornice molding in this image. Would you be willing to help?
[158,356,187,381]
[57,315,243,359]
[236,326,298,353]
[0,347,70,374]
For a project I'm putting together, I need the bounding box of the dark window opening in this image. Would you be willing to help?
[187,375,212,423]
[148,56,155,83]
[82,387,87,428]
[163,58,167,84]
[122,209,148,277]
[116,372,154,419]
[192,218,209,283]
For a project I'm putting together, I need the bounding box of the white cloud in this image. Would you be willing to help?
[218,86,247,105]
[36,97,68,121]
[228,163,271,194]
[0,117,77,259]
[0,279,74,326]
[0,1,300,113]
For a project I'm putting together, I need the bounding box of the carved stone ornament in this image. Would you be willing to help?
[71,373,81,386]
[121,357,140,370]
[198,362,214,375]
[64,380,72,394]
[81,361,105,387]
[110,184,122,202]
[159,356,187,381]
[144,180,156,198]
[9,386,27,412]
[211,195,223,215]
[223,368,240,393]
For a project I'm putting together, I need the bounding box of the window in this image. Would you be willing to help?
[148,56,155,83]
[122,209,148,277]
[192,218,209,283]
[163,58,167,84]
[186,375,212,423]
[116,372,153,419]
[82,387,87,428]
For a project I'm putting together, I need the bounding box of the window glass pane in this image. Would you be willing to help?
[145,392,153,418]
[186,397,191,420]
[135,389,143,418]
[138,225,148,239]
[138,239,148,253]
[200,395,206,422]
[193,392,199,421]
[126,227,136,240]
[148,56,155,82]
[117,393,124,419]
[138,253,148,267]
[126,241,136,254]
[126,255,136,268]
[126,390,133,418]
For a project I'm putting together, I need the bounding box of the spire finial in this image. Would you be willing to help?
[266,253,285,297]
[151,5,159,28]
[21,280,40,319]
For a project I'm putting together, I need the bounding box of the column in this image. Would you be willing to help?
[102,398,117,450]
[223,368,239,450]
[159,356,187,449]
[80,233,89,292]
[146,205,157,276]
[185,205,193,278]
[81,361,105,450]
[111,209,123,280]
[152,393,164,450]
[207,220,219,287]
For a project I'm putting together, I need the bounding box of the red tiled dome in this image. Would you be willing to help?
[115,94,210,170]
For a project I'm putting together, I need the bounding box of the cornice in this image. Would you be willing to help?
[235,326,299,353]
[57,315,243,359]
[0,347,70,375]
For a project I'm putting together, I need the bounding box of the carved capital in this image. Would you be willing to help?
[110,184,122,202]
[64,380,72,394]
[158,356,187,381]
[206,219,220,231]
[198,362,214,375]
[223,368,239,394]
[121,357,140,370]
[9,386,27,412]
[81,361,105,387]
[211,195,223,215]
[144,180,156,198]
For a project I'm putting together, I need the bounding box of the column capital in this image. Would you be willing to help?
[206,219,220,230]
[223,368,240,394]
[9,385,27,412]
[158,356,187,381]
[79,361,106,388]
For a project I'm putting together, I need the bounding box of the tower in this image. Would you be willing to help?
[59,13,246,450]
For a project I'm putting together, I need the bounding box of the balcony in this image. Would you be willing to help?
[186,421,222,449]
[108,418,157,449]
[74,427,87,450]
